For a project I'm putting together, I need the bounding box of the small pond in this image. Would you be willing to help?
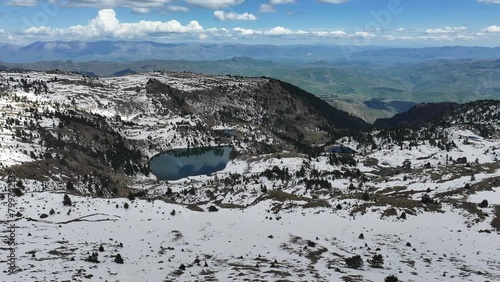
[325,146,356,154]
[150,146,233,181]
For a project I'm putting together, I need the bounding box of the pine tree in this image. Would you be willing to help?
[127,191,136,201]
[368,254,384,268]
[479,200,488,208]
[66,181,74,190]
[63,194,72,206]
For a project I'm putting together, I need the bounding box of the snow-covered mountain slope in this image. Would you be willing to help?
[0,70,499,282]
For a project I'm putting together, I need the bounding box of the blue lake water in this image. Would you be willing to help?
[150,146,232,181]
[326,146,355,154]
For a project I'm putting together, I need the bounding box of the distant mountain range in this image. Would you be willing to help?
[1,40,500,63]
[353,46,500,63]
[0,41,361,63]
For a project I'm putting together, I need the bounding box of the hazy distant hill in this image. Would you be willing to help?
[354,46,500,63]
[0,43,21,60]
[3,41,500,64]
[0,41,380,63]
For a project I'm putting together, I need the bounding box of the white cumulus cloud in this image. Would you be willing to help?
[24,9,203,39]
[264,26,301,36]
[482,25,500,32]
[233,27,261,36]
[214,11,257,21]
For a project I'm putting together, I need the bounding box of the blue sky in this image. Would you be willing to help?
[0,0,499,46]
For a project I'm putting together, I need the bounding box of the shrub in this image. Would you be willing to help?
[362,192,370,201]
[99,244,104,252]
[114,253,124,264]
[479,200,488,208]
[385,275,399,282]
[63,194,72,206]
[49,209,55,215]
[86,252,99,263]
[345,255,363,269]
[124,202,129,209]
[368,254,384,268]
